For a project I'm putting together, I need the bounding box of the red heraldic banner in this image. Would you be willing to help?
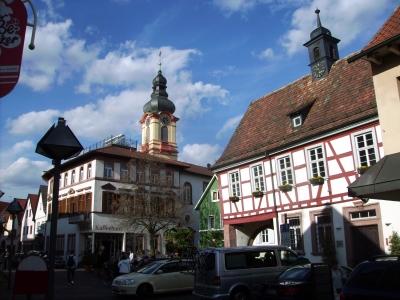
[0,0,28,98]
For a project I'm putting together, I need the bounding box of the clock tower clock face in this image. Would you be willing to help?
[312,62,326,78]
[160,115,170,126]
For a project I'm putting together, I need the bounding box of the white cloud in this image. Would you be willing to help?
[216,115,243,139]
[6,110,60,135]
[257,48,276,60]
[0,157,52,190]
[280,0,392,56]
[20,20,102,91]
[213,0,258,15]
[12,141,35,153]
[179,144,220,167]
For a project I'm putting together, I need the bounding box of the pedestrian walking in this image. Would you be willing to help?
[66,250,77,285]
[117,254,130,275]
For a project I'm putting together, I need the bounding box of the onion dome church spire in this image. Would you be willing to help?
[143,57,175,114]
[140,52,179,160]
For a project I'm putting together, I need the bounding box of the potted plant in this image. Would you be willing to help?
[357,166,370,174]
[252,190,264,198]
[82,253,96,273]
[309,175,325,185]
[278,183,292,192]
[229,194,240,202]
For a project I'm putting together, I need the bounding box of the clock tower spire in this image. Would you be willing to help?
[303,9,340,81]
[140,54,179,160]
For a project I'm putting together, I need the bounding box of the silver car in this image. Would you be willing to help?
[111,259,194,299]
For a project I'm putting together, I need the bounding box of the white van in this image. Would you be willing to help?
[192,245,298,300]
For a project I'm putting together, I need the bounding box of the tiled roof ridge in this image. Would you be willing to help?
[252,51,361,105]
[362,5,400,52]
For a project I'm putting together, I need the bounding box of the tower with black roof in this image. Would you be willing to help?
[304,9,341,81]
[140,58,179,160]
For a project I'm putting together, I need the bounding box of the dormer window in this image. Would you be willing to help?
[292,115,302,127]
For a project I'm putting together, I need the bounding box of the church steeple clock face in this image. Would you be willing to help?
[312,62,326,78]
[160,114,170,126]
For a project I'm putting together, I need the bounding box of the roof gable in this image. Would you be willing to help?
[362,6,400,52]
[194,175,218,210]
[213,54,376,169]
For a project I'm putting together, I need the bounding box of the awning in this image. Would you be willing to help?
[348,152,400,201]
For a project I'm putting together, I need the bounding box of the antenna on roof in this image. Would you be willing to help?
[158,51,162,72]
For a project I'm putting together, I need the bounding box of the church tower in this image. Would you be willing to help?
[304,9,340,81]
[140,61,179,160]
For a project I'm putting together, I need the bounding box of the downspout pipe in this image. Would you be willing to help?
[267,152,281,245]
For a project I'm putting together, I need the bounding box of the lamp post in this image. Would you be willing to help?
[36,117,83,300]
[6,198,23,289]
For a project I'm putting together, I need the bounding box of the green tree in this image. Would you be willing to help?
[164,227,194,256]
[389,231,400,255]
[200,230,224,249]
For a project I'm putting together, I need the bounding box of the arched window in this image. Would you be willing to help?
[146,127,150,142]
[104,163,112,178]
[87,164,92,178]
[161,126,168,142]
[313,47,320,60]
[183,182,192,204]
[71,170,75,184]
[79,167,84,181]
[64,173,68,186]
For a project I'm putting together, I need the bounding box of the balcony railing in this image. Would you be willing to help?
[68,212,91,224]
[47,212,92,223]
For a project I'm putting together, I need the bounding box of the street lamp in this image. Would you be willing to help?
[6,198,23,289]
[36,117,83,300]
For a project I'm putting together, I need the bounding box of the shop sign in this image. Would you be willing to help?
[0,0,28,98]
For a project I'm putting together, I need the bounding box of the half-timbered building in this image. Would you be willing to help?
[211,9,400,267]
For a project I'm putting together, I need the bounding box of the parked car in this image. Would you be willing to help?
[193,245,298,300]
[111,259,194,298]
[42,255,66,268]
[340,255,400,300]
[257,263,353,300]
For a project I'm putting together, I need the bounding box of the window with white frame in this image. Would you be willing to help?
[251,164,265,191]
[308,146,326,178]
[256,229,275,244]
[104,163,112,178]
[354,131,377,167]
[293,115,302,127]
[211,190,219,202]
[314,213,332,253]
[208,216,215,229]
[289,217,302,251]
[229,171,241,197]
[277,156,293,185]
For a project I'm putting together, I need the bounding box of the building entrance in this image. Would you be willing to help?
[94,233,123,259]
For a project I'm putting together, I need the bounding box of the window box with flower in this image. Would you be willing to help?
[357,166,370,174]
[229,194,240,202]
[252,190,264,198]
[278,183,292,192]
[309,175,325,186]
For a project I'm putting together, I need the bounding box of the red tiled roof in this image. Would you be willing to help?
[0,201,10,215]
[362,6,400,52]
[43,145,212,178]
[212,54,377,169]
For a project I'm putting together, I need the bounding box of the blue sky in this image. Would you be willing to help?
[0,0,398,201]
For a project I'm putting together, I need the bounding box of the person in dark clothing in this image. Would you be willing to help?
[65,250,77,285]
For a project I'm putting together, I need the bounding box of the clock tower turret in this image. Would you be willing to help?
[304,9,340,81]
[140,59,179,160]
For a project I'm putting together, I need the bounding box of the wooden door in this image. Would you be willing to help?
[351,225,381,267]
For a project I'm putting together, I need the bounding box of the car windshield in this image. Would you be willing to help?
[279,268,311,281]
[137,262,164,274]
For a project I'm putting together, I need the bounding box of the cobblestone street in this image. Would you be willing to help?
[0,269,195,300]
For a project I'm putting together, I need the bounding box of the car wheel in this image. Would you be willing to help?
[230,288,250,300]
[137,283,153,300]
